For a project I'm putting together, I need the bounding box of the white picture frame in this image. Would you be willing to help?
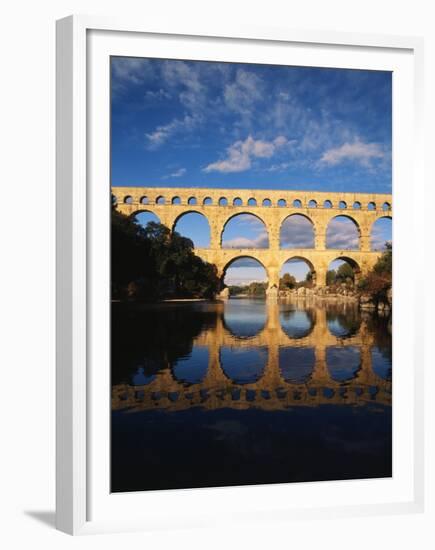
[56,15,425,535]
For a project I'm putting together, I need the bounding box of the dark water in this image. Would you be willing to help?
[111,298,392,492]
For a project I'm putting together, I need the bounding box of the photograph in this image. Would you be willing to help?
[110,56,393,493]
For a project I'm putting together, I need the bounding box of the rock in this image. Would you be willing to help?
[297,287,306,296]
[386,287,392,306]
[360,294,376,310]
[218,287,230,300]
[360,302,376,310]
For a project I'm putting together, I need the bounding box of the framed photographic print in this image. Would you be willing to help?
[56,16,425,535]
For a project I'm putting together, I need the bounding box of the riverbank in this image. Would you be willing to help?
[278,283,392,313]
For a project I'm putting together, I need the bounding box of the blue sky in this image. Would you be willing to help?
[112,57,392,284]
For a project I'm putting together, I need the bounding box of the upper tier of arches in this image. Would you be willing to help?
[117,191,392,212]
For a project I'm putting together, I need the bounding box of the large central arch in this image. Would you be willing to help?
[221,256,269,289]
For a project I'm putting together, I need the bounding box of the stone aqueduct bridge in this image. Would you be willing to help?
[112,302,392,413]
[112,186,392,289]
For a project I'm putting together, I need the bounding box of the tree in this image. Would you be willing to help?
[336,262,355,283]
[280,272,296,289]
[326,270,336,286]
[373,242,392,275]
[111,210,220,300]
[248,282,267,296]
[359,243,392,303]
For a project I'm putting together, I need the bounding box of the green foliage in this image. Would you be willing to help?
[280,272,296,289]
[111,209,220,301]
[227,285,247,296]
[227,282,267,296]
[357,277,368,290]
[326,270,336,286]
[358,243,392,303]
[248,282,267,296]
[326,263,355,287]
[373,242,392,275]
[336,262,355,282]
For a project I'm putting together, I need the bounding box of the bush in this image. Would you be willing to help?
[111,209,220,300]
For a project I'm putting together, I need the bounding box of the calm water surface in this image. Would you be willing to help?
[111,298,392,492]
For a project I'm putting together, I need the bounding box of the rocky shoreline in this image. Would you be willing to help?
[277,283,392,314]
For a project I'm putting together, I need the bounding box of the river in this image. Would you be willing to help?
[111,298,392,492]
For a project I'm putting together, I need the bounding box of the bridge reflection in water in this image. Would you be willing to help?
[111,299,392,492]
[112,300,392,413]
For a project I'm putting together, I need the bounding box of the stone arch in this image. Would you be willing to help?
[370,215,392,251]
[132,210,161,228]
[339,200,347,209]
[279,347,315,383]
[233,197,243,206]
[203,197,213,205]
[308,199,317,208]
[326,346,361,382]
[323,200,333,209]
[222,298,267,339]
[293,199,302,208]
[156,195,165,205]
[368,201,376,211]
[220,346,268,385]
[326,305,361,339]
[221,212,269,248]
[327,256,362,285]
[353,201,361,209]
[124,195,133,204]
[219,196,228,206]
[278,198,287,207]
[139,195,149,205]
[382,201,391,211]
[280,255,317,287]
[280,213,315,249]
[262,198,272,207]
[172,211,211,248]
[221,255,269,287]
[280,309,316,339]
[187,196,197,205]
[247,198,257,206]
[171,196,181,205]
[172,346,209,385]
[326,215,361,250]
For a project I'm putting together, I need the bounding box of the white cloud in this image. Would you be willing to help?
[145,115,198,149]
[224,69,264,116]
[223,231,269,249]
[280,215,315,248]
[326,218,360,249]
[144,88,171,101]
[265,162,291,173]
[320,139,384,167]
[371,223,392,251]
[204,135,289,173]
[161,60,205,112]
[111,58,154,96]
[170,168,186,178]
